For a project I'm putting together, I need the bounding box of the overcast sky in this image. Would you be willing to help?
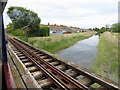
[3,0,119,28]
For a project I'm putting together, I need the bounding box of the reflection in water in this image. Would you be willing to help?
[58,35,99,69]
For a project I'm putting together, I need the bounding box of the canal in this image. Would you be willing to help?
[58,35,99,69]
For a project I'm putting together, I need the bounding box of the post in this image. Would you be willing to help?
[1,2,7,63]
[118,1,120,88]
[0,1,2,89]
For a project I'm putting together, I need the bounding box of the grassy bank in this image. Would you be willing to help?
[28,31,96,54]
[92,32,118,84]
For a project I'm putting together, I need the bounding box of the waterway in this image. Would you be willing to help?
[58,35,99,69]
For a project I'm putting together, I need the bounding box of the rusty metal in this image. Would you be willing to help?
[6,35,88,89]
[6,35,87,89]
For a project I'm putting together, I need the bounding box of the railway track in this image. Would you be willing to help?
[6,35,119,90]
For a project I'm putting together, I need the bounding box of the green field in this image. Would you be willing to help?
[92,32,118,84]
[28,31,96,54]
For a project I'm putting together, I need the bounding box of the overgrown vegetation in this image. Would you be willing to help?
[92,32,118,84]
[28,31,96,54]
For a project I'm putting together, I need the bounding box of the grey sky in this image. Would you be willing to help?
[3,0,119,28]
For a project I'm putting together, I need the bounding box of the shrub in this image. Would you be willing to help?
[5,23,14,33]
[38,26,50,36]
[94,27,99,31]
[12,29,24,36]
[100,27,106,33]
[6,25,12,33]
[89,28,92,31]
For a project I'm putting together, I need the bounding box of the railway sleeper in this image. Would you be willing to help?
[34,51,41,54]
[28,66,39,72]
[24,62,34,67]
[38,78,53,89]
[28,47,36,50]
[49,61,60,66]
[19,56,28,60]
[35,52,43,54]
[37,54,44,56]
[14,51,22,54]
[77,77,93,87]
[17,54,25,57]
[32,50,40,52]
[66,71,78,78]
[38,54,45,56]
[21,59,30,63]
[12,48,18,51]
[39,56,47,59]
[67,84,75,88]
[56,64,67,71]
[31,71,44,80]
[44,59,55,62]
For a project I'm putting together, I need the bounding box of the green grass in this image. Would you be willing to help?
[92,32,118,84]
[28,31,96,54]
[6,33,26,41]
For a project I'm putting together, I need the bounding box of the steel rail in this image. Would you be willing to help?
[6,35,87,89]
[8,35,120,90]
[7,36,70,89]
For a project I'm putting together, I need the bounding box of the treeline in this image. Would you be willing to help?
[89,23,120,34]
[6,6,49,38]
[110,23,120,32]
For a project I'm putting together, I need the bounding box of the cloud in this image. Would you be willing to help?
[3,0,119,28]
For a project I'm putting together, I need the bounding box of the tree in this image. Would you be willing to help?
[7,6,41,36]
[100,27,106,33]
[94,27,99,31]
[89,28,92,31]
[111,23,120,32]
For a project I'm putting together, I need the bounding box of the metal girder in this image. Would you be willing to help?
[0,0,8,89]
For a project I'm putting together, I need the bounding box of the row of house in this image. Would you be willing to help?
[40,24,90,35]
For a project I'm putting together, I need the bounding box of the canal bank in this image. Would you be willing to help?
[58,35,99,69]
[28,31,96,54]
[92,32,118,84]
[57,32,118,85]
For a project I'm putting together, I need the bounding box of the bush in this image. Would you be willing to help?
[100,27,106,33]
[94,27,99,31]
[12,29,24,36]
[38,26,50,36]
[6,23,14,33]
[89,28,92,31]
[6,26,12,33]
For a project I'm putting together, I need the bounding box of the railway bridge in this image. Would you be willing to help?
[0,0,119,89]
[5,35,119,89]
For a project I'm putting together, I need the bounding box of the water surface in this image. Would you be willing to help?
[58,35,99,69]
